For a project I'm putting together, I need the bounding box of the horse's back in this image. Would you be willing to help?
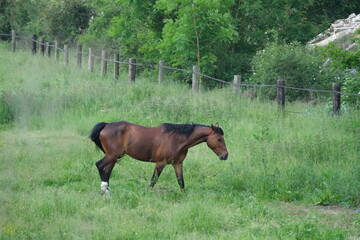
[99,121,164,161]
[124,123,165,161]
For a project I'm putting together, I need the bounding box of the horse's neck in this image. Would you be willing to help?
[180,126,211,150]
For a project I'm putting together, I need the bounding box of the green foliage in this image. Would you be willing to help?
[235,0,319,47]
[156,0,237,77]
[320,43,360,70]
[0,0,11,35]
[342,72,360,108]
[77,0,121,49]
[0,0,45,36]
[0,0,92,42]
[41,0,93,43]
[104,0,162,57]
[317,41,360,107]
[306,1,360,29]
[250,43,336,100]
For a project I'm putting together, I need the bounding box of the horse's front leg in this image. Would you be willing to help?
[173,163,184,189]
[150,161,165,188]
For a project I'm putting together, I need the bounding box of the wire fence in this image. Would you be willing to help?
[2,32,360,109]
[3,32,360,95]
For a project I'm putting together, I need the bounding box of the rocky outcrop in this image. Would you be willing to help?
[308,13,360,50]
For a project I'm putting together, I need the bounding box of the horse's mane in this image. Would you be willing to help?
[162,123,224,138]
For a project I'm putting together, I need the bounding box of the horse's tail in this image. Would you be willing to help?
[90,122,107,153]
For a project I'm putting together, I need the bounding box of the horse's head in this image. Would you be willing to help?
[206,122,229,160]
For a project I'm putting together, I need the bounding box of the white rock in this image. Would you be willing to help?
[308,13,360,48]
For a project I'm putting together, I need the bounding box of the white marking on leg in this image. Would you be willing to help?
[100,181,109,194]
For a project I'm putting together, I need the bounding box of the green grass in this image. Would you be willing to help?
[0,43,359,239]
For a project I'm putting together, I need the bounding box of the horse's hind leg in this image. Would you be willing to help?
[96,156,118,196]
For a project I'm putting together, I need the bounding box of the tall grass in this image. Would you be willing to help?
[0,43,359,239]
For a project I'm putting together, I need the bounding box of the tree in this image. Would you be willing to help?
[155,0,237,79]
[0,0,45,36]
[0,0,93,43]
[0,0,11,37]
[306,0,360,31]
[108,0,162,57]
[41,0,93,43]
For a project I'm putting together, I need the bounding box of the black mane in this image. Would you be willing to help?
[162,123,224,138]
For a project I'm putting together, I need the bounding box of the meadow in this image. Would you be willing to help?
[0,43,359,239]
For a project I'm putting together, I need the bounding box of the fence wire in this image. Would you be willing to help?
[2,33,360,97]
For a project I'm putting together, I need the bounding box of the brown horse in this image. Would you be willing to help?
[90,121,228,196]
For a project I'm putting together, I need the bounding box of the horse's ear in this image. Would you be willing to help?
[215,122,219,128]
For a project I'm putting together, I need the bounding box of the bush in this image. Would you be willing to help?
[317,42,360,108]
[342,71,360,108]
[250,43,336,101]
[319,42,360,70]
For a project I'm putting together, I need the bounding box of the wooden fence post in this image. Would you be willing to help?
[11,30,16,52]
[39,39,45,56]
[31,34,37,54]
[88,48,94,73]
[233,75,241,94]
[54,40,59,61]
[158,60,164,85]
[192,65,200,92]
[277,80,285,111]
[64,44,69,66]
[101,50,107,76]
[114,53,120,80]
[332,83,341,116]
[45,42,51,57]
[128,58,136,83]
[77,44,82,68]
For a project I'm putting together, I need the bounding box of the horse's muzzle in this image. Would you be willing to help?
[219,153,228,160]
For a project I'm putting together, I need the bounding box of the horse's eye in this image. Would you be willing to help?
[217,138,222,142]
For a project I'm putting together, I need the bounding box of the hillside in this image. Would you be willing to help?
[0,43,359,239]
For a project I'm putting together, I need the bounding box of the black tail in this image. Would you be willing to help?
[90,122,107,153]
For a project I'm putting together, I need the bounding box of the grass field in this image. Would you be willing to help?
[0,43,359,239]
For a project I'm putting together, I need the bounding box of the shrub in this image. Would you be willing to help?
[342,71,360,108]
[318,41,360,108]
[250,43,336,101]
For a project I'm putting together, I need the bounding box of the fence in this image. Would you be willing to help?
[2,31,360,115]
